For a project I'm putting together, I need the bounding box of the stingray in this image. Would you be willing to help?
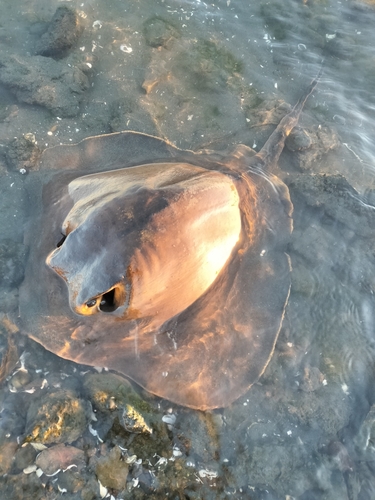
[18,74,319,410]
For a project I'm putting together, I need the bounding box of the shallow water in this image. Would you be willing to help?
[1,0,375,498]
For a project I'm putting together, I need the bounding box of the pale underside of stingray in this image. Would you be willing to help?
[18,74,319,410]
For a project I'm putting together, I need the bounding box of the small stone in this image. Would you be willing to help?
[35,443,85,475]
[14,443,38,471]
[35,7,84,58]
[95,446,129,490]
[0,53,88,117]
[143,17,179,48]
[285,127,312,152]
[0,240,27,289]
[5,135,41,171]
[300,366,324,392]
[0,441,18,474]
[122,404,152,435]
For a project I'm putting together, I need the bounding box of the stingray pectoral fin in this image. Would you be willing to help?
[127,170,242,324]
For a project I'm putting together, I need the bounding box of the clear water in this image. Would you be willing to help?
[1,0,375,498]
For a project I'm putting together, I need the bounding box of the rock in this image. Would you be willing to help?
[140,38,246,148]
[0,318,19,384]
[287,173,375,238]
[0,240,27,289]
[25,390,91,444]
[299,366,325,392]
[5,134,42,171]
[55,468,86,494]
[285,126,313,152]
[122,404,152,435]
[14,443,37,471]
[95,445,129,490]
[354,404,375,457]
[323,441,354,472]
[0,441,18,473]
[285,125,340,171]
[35,7,84,58]
[143,17,179,48]
[83,373,148,415]
[0,53,88,117]
[35,443,85,475]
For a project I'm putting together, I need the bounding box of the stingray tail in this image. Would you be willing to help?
[256,66,323,170]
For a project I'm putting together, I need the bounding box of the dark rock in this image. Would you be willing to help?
[35,443,85,475]
[323,441,354,472]
[0,321,19,384]
[0,441,18,474]
[325,31,356,60]
[55,468,86,494]
[95,445,129,490]
[287,173,375,237]
[286,126,313,152]
[0,53,88,117]
[25,389,91,444]
[0,240,27,289]
[5,133,41,171]
[143,17,179,48]
[299,366,324,392]
[14,443,37,471]
[35,7,84,58]
[284,125,340,171]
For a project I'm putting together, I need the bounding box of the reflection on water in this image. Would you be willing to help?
[1,0,375,498]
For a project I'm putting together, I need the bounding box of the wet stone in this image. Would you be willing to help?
[95,445,129,490]
[0,321,18,384]
[83,372,149,415]
[54,468,86,494]
[0,53,89,117]
[35,443,85,475]
[141,37,245,148]
[284,125,340,172]
[0,469,46,500]
[299,366,325,392]
[83,372,158,435]
[0,240,27,289]
[285,126,313,152]
[5,134,41,171]
[0,441,18,474]
[122,404,152,435]
[143,17,179,48]
[354,404,375,457]
[25,389,91,444]
[14,443,37,471]
[287,173,375,238]
[323,441,354,472]
[35,6,84,58]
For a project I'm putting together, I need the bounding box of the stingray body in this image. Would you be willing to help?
[19,75,319,410]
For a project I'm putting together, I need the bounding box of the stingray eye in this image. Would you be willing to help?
[57,234,67,248]
[99,289,117,313]
[98,286,127,313]
[86,298,97,308]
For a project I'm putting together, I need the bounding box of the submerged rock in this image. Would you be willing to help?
[25,390,91,444]
[0,240,27,289]
[143,17,179,48]
[95,445,129,490]
[0,53,88,117]
[35,7,84,58]
[35,443,85,475]
[5,134,42,171]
